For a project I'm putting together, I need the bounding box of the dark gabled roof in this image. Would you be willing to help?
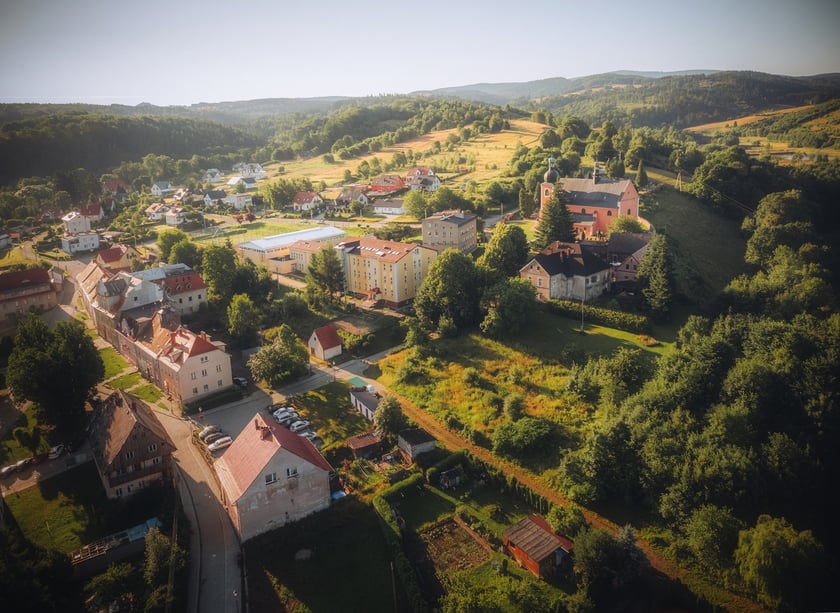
[528,242,610,278]
[350,389,379,412]
[571,212,595,225]
[606,232,652,255]
[398,427,435,446]
[347,431,382,451]
[205,190,227,199]
[0,267,52,291]
[560,177,635,210]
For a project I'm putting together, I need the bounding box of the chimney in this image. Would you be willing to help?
[201,331,207,340]
[254,418,259,430]
[260,426,270,440]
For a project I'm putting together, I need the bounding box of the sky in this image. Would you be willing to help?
[1,0,838,107]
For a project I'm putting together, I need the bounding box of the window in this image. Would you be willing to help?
[286,467,298,479]
[607,210,612,216]
[201,369,208,377]
[125,451,135,460]
[198,294,202,299]
[265,472,277,484]
[179,298,183,304]
[581,208,586,214]
[191,372,197,380]
[200,356,209,363]
[203,384,209,392]
[152,457,161,466]
[218,379,223,387]
[192,387,198,395]
[148,443,157,452]
[537,277,542,287]
[115,488,123,497]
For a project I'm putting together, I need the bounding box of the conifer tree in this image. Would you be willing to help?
[534,191,575,249]
[636,160,649,187]
[637,234,675,321]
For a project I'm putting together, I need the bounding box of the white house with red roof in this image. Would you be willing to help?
[215,413,333,542]
[80,202,104,223]
[405,167,441,192]
[369,174,405,194]
[292,191,323,212]
[308,324,343,361]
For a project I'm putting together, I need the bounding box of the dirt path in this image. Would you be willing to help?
[375,383,764,613]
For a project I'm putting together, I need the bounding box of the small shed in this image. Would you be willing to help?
[503,515,573,579]
[397,428,436,463]
[350,388,379,421]
[347,431,383,459]
[308,324,343,361]
[439,467,462,489]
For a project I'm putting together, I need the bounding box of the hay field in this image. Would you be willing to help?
[262,119,546,189]
[685,104,814,133]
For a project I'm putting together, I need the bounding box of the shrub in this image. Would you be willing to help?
[547,299,652,334]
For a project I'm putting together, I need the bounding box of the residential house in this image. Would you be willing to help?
[80,202,104,224]
[164,207,185,226]
[203,190,228,207]
[372,199,404,215]
[347,431,383,459]
[227,176,257,191]
[397,428,436,463]
[61,231,100,254]
[118,308,233,405]
[583,232,653,290]
[350,388,379,422]
[335,189,369,210]
[334,238,437,308]
[94,244,140,273]
[173,188,191,202]
[88,390,175,499]
[151,182,175,197]
[215,413,333,542]
[202,168,224,183]
[144,202,169,221]
[422,209,478,253]
[101,177,130,199]
[541,163,640,239]
[233,163,265,180]
[237,227,346,270]
[0,268,59,323]
[62,211,91,235]
[224,192,253,210]
[133,264,208,315]
[292,191,323,212]
[369,174,405,194]
[405,167,441,192]
[519,241,611,302]
[308,324,343,361]
[503,515,573,579]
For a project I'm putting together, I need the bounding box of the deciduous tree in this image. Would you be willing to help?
[477,223,529,280]
[247,324,309,387]
[414,249,481,334]
[373,394,408,439]
[227,293,260,346]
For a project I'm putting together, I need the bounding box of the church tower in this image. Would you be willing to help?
[539,156,559,216]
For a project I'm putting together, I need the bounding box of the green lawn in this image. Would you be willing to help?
[100,347,130,379]
[187,218,371,248]
[291,381,371,453]
[5,462,108,553]
[246,498,405,612]
[642,170,747,301]
[0,408,51,464]
[107,371,141,390]
[130,383,164,405]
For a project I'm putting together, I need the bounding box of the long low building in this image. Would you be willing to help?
[236,226,346,271]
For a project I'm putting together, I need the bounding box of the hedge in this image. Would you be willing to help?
[373,474,429,613]
[547,299,652,334]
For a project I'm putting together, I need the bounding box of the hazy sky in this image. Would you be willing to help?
[1,0,838,106]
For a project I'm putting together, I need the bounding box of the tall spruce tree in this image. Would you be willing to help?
[534,191,575,249]
[636,160,649,187]
[637,233,675,321]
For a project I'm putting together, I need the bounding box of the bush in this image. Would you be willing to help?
[547,299,652,334]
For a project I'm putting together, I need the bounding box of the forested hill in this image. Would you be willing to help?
[531,71,840,128]
[0,113,260,184]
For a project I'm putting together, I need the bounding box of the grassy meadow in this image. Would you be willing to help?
[262,118,546,190]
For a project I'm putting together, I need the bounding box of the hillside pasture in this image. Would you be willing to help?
[263,119,546,189]
[685,104,815,133]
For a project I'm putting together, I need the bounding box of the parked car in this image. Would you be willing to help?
[0,465,15,479]
[233,376,248,388]
[12,458,31,472]
[204,432,227,445]
[274,410,298,424]
[48,444,65,460]
[300,430,318,440]
[208,436,233,452]
[198,425,221,440]
[289,420,310,433]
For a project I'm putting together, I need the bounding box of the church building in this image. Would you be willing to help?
[540,158,640,239]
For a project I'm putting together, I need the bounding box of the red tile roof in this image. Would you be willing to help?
[80,202,102,217]
[0,267,52,291]
[97,246,125,263]
[293,191,321,204]
[313,324,342,350]
[216,413,333,502]
[156,271,206,295]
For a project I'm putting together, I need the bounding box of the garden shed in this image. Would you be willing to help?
[503,515,573,579]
